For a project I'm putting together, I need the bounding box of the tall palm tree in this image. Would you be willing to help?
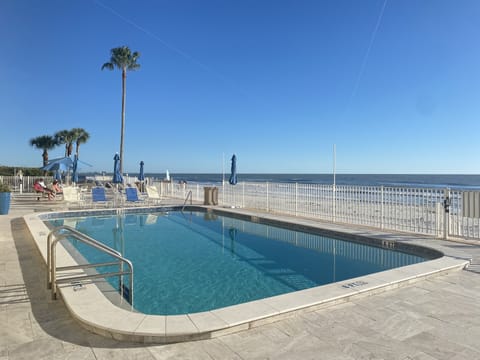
[54,129,76,157]
[29,135,59,167]
[102,46,141,174]
[72,128,90,158]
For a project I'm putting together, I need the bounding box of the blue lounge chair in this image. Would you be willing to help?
[90,187,112,207]
[92,187,107,202]
[125,187,144,203]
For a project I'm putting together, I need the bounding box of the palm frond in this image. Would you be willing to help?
[101,62,114,71]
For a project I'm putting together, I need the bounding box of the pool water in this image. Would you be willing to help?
[49,211,426,315]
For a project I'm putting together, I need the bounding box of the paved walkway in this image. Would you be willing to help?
[1,198,480,359]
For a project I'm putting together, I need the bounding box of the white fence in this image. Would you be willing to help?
[2,174,478,240]
[154,180,479,240]
[0,175,55,193]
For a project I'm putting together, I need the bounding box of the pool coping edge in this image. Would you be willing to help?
[23,207,471,344]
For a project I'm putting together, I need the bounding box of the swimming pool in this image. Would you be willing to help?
[47,208,433,315]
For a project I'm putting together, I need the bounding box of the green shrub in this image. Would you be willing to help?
[0,182,11,192]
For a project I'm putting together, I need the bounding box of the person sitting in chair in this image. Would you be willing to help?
[33,179,55,200]
[52,180,63,194]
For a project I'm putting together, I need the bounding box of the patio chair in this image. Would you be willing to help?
[33,181,54,200]
[91,187,113,207]
[145,185,162,205]
[62,186,84,207]
[92,187,107,201]
[125,187,145,205]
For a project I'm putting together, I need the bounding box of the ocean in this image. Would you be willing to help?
[136,173,480,190]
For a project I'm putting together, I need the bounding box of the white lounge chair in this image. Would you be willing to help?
[145,185,162,205]
[62,186,85,207]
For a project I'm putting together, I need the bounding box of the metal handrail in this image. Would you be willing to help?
[181,190,193,212]
[47,225,134,305]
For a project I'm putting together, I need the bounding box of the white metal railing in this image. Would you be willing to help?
[152,180,480,240]
[0,175,157,193]
[5,174,479,240]
[47,225,134,305]
[0,175,55,193]
[182,190,193,212]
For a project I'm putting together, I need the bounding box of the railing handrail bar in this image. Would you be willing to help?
[48,226,122,258]
[55,270,133,284]
[181,190,193,212]
[47,225,133,305]
[57,261,121,272]
[48,225,123,286]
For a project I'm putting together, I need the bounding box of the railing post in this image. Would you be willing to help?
[47,233,52,289]
[332,184,336,222]
[381,186,384,229]
[295,183,298,217]
[51,240,57,300]
[242,182,245,208]
[443,188,450,240]
[266,182,269,212]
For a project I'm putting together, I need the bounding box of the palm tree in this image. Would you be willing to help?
[29,135,59,167]
[54,129,76,157]
[102,46,141,174]
[72,128,90,158]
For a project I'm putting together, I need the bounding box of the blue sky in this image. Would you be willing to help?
[1,0,480,174]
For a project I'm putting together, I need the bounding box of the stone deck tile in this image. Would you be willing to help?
[2,199,480,359]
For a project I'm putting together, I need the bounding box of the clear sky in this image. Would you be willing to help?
[1,0,480,174]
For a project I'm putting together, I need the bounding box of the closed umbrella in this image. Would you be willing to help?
[138,161,145,181]
[72,155,79,184]
[138,161,145,192]
[112,153,123,184]
[229,154,237,185]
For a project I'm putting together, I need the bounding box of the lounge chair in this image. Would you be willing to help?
[62,186,84,207]
[91,187,112,207]
[145,185,162,205]
[125,187,145,204]
[92,187,107,201]
[33,182,54,200]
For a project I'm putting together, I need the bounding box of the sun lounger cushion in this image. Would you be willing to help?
[125,187,140,202]
[92,187,107,202]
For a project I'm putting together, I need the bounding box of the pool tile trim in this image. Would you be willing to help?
[25,207,471,344]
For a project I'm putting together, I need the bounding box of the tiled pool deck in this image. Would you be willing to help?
[2,196,480,359]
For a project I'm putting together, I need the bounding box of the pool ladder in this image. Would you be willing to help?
[182,190,193,212]
[47,225,134,306]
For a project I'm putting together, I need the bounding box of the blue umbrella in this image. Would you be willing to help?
[113,153,123,184]
[229,154,237,185]
[72,155,79,184]
[138,161,145,181]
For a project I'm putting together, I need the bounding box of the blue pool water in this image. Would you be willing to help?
[49,210,427,315]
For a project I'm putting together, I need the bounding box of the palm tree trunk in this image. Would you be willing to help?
[120,68,126,175]
[43,150,49,176]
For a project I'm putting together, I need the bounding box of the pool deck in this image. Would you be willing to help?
[2,195,480,359]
